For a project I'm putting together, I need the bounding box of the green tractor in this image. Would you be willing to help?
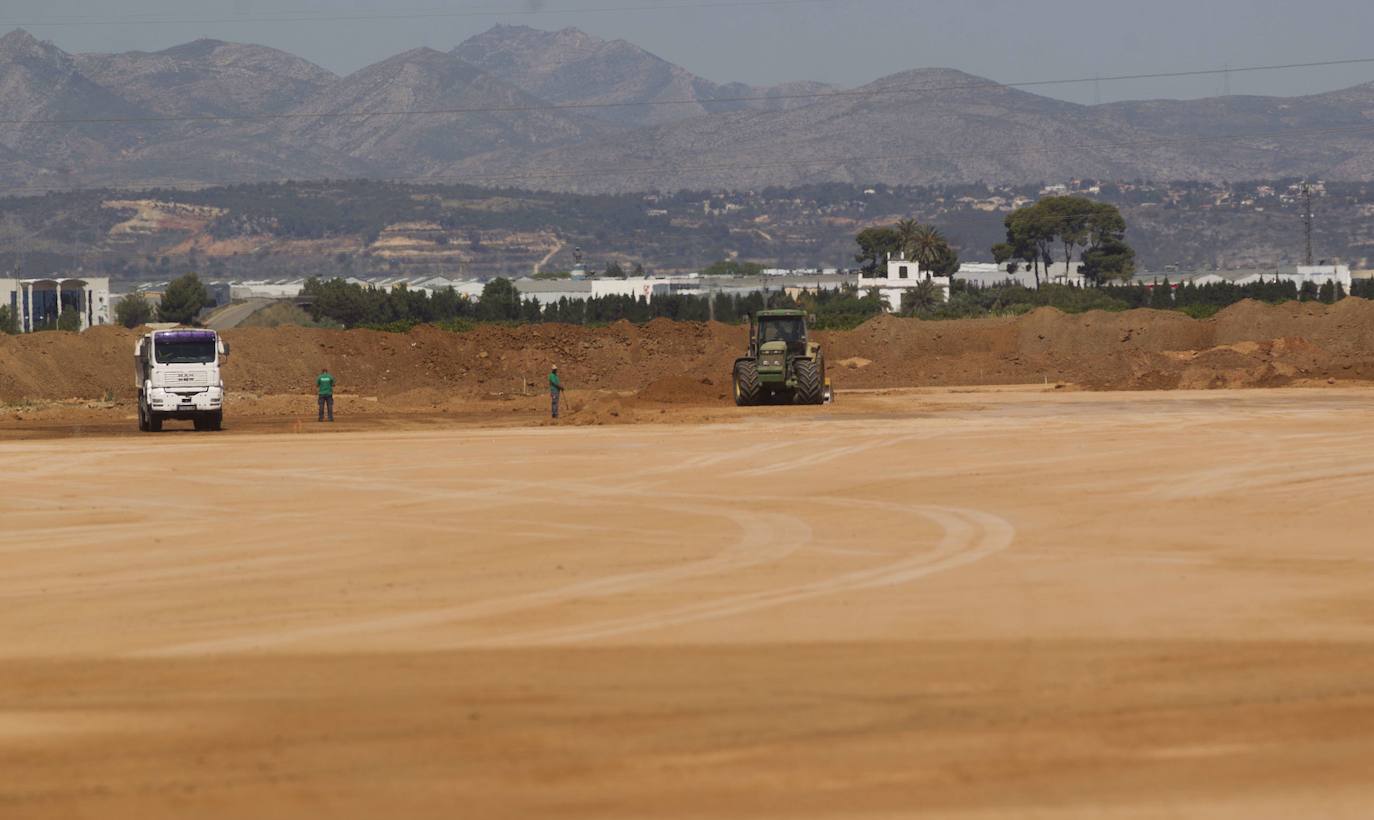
[732,309,830,406]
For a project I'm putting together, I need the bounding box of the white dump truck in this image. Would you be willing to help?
[134,328,229,432]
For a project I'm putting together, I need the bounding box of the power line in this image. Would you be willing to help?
[7,120,1374,196]
[3,0,860,27]
[4,55,1374,127]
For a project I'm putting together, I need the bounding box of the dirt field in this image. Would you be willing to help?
[3,387,1373,818]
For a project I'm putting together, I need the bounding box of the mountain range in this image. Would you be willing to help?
[5,25,1374,194]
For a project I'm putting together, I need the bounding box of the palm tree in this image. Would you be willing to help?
[909,225,947,273]
[901,278,940,314]
[894,219,922,263]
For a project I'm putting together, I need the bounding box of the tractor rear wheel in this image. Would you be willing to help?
[793,359,823,405]
[733,361,762,406]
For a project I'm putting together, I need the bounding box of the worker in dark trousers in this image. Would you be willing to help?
[549,364,564,419]
[316,367,335,422]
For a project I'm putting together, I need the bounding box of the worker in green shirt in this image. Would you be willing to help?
[549,364,564,419]
[316,367,335,422]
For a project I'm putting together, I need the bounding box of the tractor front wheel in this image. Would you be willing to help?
[733,361,762,406]
[793,359,824,405]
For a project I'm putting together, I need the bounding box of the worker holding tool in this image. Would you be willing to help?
[549,364,564,419]
[316,367,335,422]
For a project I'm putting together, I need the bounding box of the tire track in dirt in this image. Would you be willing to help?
[139,503,812,657]
[460,501,1014,647]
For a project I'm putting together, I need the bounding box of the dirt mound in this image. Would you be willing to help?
[1214,297,1374,352]
[7,303,1374,404]
[0,325,137,403]
[638,375,725,404]
[567,393,631,425]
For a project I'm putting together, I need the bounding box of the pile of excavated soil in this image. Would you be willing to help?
[6,299,1374,404]
[638,375,727,404]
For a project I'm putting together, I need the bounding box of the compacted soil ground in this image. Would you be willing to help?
[3,388,1373,818]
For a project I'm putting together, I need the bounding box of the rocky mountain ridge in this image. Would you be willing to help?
[5,26,1374,193]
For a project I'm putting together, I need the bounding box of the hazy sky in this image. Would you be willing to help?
[5,0,1374,104]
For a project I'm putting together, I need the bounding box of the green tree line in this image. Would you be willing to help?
[301,276,887,331]
[903,277,1374,320]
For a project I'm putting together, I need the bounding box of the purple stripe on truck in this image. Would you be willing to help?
[155,330,216,343]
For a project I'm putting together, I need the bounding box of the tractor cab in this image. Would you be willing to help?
[756,313,808,356]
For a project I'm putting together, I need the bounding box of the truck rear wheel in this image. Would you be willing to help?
[793,359,823,405]
[733,361,762,406]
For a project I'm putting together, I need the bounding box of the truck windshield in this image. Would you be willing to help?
[154,338,216,364]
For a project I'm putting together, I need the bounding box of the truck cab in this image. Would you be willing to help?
[135,328,228,432]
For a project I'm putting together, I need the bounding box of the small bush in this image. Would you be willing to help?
[114,293,154,328]
[1178,303,1220,319]
[358,319,421,333]
[239,301,342,329]
[433,318,477,333]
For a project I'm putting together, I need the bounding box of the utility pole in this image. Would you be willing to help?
[1302,182,1314,267]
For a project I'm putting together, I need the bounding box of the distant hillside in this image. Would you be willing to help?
[0,30,166,184]
[6,179,1373,282]
[5,26,1374,193]
[1096,86,1374,179]
[257,47,611,177]
[452,25,832,127]
[74,39,337,120]
[478,68,1188,192]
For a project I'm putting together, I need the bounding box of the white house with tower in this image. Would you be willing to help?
[858,257,952,310]
[1,275,112,332]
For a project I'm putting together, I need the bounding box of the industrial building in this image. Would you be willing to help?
[1128,264,1354,290]
[1,275,111,332]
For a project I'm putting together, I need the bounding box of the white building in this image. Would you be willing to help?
[229,279,307,299]
[1,275,111,332]
[502,276,671,307]
[1292,264,1353,290]
[956,262,1039,289]
[857,258,951,310]
[590,277,670,302]
[960,261,1087,289]
[1130,265,1354,291]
